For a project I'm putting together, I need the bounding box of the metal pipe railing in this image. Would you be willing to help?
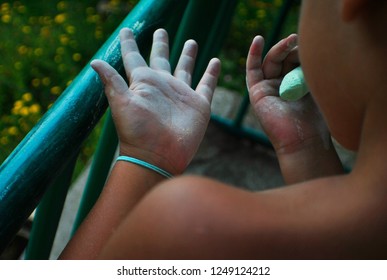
[24,154,78,260]
[1,0,298,258]
[0,0,189,255]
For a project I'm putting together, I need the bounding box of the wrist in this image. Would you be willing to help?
[116,156,173,179]
[276,136,344,184]
[119,145,182,176]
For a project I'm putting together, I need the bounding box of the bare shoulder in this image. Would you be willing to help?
[99,174,387,259]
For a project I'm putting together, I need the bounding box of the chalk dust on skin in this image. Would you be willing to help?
[294,118,304,141]
[257,96,332,151]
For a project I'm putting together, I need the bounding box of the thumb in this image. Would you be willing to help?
[91,59,129,104]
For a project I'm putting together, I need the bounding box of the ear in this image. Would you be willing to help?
[341,0,368,21]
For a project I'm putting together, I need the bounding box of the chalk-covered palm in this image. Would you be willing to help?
[92,28,220,175]
[246,34,330,155]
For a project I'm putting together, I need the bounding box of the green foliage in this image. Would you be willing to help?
[219,0,300,92]
[0,0,299,167]
[0,0,137,163]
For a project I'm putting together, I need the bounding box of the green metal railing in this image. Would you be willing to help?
[211,0,296,146]
[0,0,297,259]
[0,0,190,258]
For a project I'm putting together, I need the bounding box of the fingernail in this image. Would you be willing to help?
[254,35,264,44]
[287,34,298,49]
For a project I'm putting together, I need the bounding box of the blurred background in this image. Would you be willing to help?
[0,0,299,177]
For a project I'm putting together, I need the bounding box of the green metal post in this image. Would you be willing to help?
[233,0,296,128]
[24,154,78,260]
[170,0,238,87]
[0,0,188,254]
[71,111,117,234]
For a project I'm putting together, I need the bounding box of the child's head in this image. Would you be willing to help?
[297,0,387,151]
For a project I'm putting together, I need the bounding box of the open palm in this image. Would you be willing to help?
[92,28,220,174]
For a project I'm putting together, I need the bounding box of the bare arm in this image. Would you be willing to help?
[59,28,220,259]
[95,171,387,260]
[59,162,164,259]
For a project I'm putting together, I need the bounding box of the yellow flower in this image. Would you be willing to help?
[42,77,51,86]
[274,0,283,7]
[86,7,96,15]
[55,13,67,24]
[0,136,9,145]
[66,25,76,34]
[14,100,24,110]
[1,3,10,14]
[95,30,103,40]
[38,16,45,24]
[34,48,44,56]
[111,0,121,5]
[87,14,100,23]
[43,16,52,25]
[22,93,33,102]
[17,5,27,14]
[58,64,66,72]
[1,14,11,23]
[11,107,19,115]
[8,126,19,136]
[56,47,65,55]
[59,34,69,45]
[22,25,31,34]
[18,45,28,55]
[29,104,41,114]
[57,1,67,11]
[51,86,62,95]
[29,16,38,25]
[40,26,51,37]
[32,78,40,88]
[19,121,30,132]
[257,9,266,20]
[19,107,29,116]
[72,53,82,62]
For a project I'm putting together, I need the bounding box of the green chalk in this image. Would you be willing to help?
[279,66,309,101]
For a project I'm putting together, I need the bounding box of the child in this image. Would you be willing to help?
[60,0,387,259]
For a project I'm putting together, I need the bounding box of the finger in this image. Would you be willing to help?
[262,34,298,79]
[120,28,148,79]
[150,29,171,72]
[246,35,265,90]
[282,46,300,75]
[91,59,128,103]
[249,79,282,107]
[195,58,221,102]
[174,39,198,86]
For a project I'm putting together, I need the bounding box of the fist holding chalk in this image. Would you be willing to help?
[279,66,309,101]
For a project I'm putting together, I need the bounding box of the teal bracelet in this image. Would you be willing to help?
[116,156,173,179]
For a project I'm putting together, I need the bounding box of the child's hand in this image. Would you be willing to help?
[91,28,220,175]
[247,34,329,155]
[246,35,343,183]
